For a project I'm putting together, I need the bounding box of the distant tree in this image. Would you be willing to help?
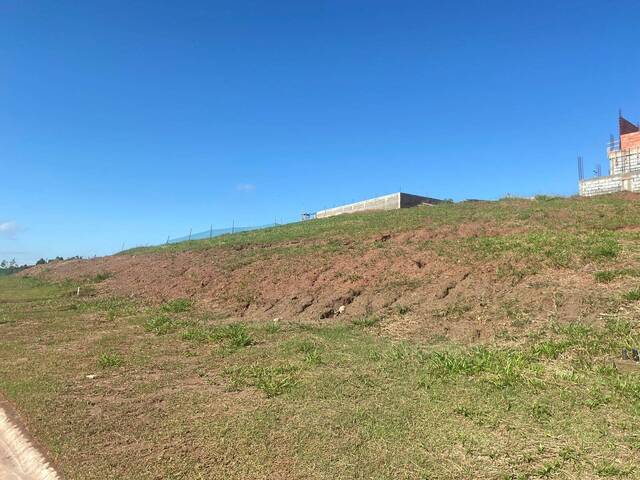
[36,258,46,265]
[54,256,63,261]
[0,260,6,269]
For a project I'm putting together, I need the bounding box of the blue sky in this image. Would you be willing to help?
[2,0,640,264]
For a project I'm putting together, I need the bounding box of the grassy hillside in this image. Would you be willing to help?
[125,195,640,258]
[4,193,640,478]
[1,275,640,478]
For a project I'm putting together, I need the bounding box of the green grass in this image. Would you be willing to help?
[352,314,381,327]
[181,322,254,348]
[623,288,640,301]
[160,298,193,313]
[595,268,640,283]
[121,195,640,267]
[144,315,176,335]
[7,191,640,480]
[98,352,123,368]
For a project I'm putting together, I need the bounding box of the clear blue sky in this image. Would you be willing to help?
[2,0,640,264]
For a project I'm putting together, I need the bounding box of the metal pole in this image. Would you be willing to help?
[209,224,212,239]
[188,228,192,241]
[232,220,235,234]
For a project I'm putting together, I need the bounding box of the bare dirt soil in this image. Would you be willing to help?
[22,218,622,343]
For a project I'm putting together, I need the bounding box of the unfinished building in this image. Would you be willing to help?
[315,192,441,219]
[579,115,640,196]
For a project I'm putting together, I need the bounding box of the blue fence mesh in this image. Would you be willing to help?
[168,223,283,244]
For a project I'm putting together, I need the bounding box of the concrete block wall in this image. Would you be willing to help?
[609,147,640,175]
[316,192,440,219]
[316,193,401,219]
[579,172,640,196]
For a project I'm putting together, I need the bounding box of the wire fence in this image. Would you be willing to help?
[167,221,293,244]
[163,191,419,246]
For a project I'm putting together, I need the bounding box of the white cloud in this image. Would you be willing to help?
[236,183,256,192]
[0,221,20,239]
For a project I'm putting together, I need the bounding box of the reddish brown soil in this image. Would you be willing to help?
[22,224,618,343]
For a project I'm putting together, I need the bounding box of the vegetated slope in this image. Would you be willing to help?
[6,193,640,479]
[24,193,640,341]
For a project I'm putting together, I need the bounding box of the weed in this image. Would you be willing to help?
[595,270,617,283]
[502,300,530,327]
[160,298,193,313]
[181,326,215,342]
[531,340,570,359]
[98,352,123,368]
[225,364,299,397]
[535,460,561,477]
[182,322,253,348]
[530,402,552,422]
[225,323,253,348]
[623,289,640,301]
[303,349,323,365]
[144,315,176,335]
[433,302,472,320]
[90,272,111,283]
[595,462,633,477]
[594,268,640,283]
[352,315,380,327]
[265,321,281,334]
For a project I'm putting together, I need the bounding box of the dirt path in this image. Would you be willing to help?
[0,400,60,480]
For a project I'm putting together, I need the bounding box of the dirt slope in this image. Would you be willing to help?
[23,195,640,343]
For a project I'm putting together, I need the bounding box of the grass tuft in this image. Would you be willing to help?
[144,315,176,335]
[98,352,123,368]
[352,315,381,327]
[622,289,640,302]
[161,298,193,313]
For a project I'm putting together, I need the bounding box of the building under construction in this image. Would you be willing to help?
[579,114,640,196]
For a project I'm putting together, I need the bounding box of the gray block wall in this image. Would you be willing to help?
[579,172,640,196]
[609,147,640,175]
[316,192,440,219]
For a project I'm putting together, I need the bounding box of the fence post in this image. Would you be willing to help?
[188,228,192,241]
